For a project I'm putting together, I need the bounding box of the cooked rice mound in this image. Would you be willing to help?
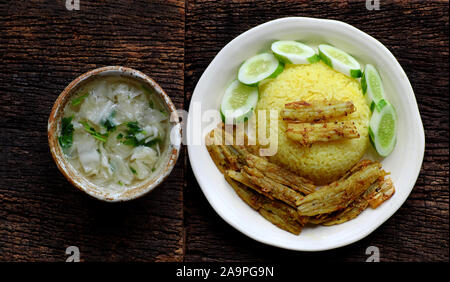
[256,61,370,185]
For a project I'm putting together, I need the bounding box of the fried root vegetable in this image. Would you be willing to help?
[226,170,270,199]
[209,125,315,196]
[321,200,367,226]
[320,179,381,226]
[205,125,395,232]
[244,154,315,195]
[367,177,395,209]
[206,128,246,170]
[312,177,395,225]
[242,167,303,208]
[221,145,244,170]
[307,214,332,225]
[296,160,386,216]
[205,131,229,172]
[207,123,259,154]
[225,174,305,234]
[258,209,301,235]
[286,121,360,145]
[282,100,355,123]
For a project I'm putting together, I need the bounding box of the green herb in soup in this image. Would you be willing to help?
[58,116,74,150]
[72,93,89,106]
[80,121,108,142]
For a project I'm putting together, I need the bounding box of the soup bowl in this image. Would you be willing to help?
[48,66,182,202]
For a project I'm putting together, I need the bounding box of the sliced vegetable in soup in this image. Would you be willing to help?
[58,76,169,189]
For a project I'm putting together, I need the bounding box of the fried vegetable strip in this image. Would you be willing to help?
[258,209,301,235]
[213,125,315,196]
[225,174,304,234]
[312,177,395,225]
[226,171,307,226]
[286,121,360,145]
[242,167,303,208]
[226,170,271,199]
[206,128,246,170]
[367,177,395,209]
[296,160,386,216]
[221,145,244,170]
[282,100,355,123]
[210,123,259,155]
[206,124,395,233]
[206,132,228,173]
[307,213,333,225]
[321,199,368,226]
[320,179,381,226]
[244,154,315,195]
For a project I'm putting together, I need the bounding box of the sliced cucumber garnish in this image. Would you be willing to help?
[318,44,362,78]
[238,53,284,86]
[220,80,258,124]
[369,101,397,157]
[271,40,320,65]
[362,64,386,112]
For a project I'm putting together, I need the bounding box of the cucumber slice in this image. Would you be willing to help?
[271,40,320,65]
[318,44,362,78]
[238,53,284,86]
[369,101,397,157]
[362,64,386,112]
[220,80,258,124]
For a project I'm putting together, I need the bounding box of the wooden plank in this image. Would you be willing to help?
[0,0,185,262]
[184,0,449,262]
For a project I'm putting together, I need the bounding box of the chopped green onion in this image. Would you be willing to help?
[58,116,74,150]
[103,119,116,132]
[121,121,148,147]
[144,137,161,148]
[80,121,108,142]
[125,121,143,134]
[72,93,89,106]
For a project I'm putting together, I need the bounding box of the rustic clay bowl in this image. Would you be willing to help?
[48,66,181,202]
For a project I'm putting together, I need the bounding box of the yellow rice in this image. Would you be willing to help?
[256,61,370,185]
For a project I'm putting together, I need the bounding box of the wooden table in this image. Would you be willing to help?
[0,0,448,262]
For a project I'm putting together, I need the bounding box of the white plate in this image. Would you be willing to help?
[187,17,425,251]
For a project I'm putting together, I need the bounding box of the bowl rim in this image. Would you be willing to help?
[187,17,425,251]
[48,66,182,202]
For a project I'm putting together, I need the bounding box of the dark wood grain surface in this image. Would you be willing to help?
[0,0,186,262]
[0,0,448,262]
[184,0,449,262]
